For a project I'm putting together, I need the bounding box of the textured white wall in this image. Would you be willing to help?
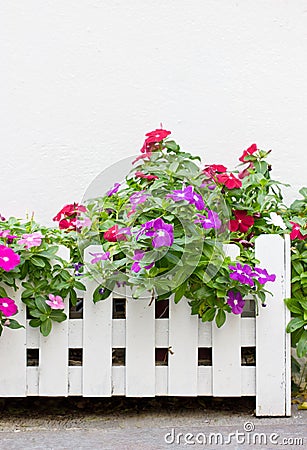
[1,0,306,225]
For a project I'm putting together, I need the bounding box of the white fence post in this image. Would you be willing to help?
[255,235,291,416]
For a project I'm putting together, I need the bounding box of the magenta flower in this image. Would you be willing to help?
[0,245,20,271]
[229,262,255,287]
[166,185,205,211]
[137,218,174,248]
[227,291,245,315]
[254,267,276,284]
[0,298,18,317]
[131,249,154,273]
[90,251,110,264]
[0,230,18,243]
[107,183,121,197]
[17,232,43,249]
[46,294,65,310]
[195,210,222,230]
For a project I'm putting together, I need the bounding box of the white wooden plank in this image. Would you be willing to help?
[155,319,169,347]
[0,286,26,396]
[284,234,292,416]
[39,246,70,396]
[255,234,288,416]
[212,314,241,396]
[126,293,155,396]
[39,317,69,396]
[155,367,168,395]
[198,320,212,347]
[68,319,83,348]
[241,318,256,347]
[241,367,256,396]
[26,321,40,348]
[27,367,39,396]
[112,366,125,395]
[197,367,213,395]
[83,245,112,396]
[212,243,241,396]
[68,367,82,395]
[112,319,126,347]
[168,297,198,396]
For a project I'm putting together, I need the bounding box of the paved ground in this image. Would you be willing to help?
[0,397,306,449]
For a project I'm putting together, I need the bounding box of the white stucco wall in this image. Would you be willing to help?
[1,0,306,225]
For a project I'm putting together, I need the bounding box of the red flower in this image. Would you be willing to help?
[53,203,87,231]
[103,225,130,242]
[238,163,254,179]
[239,143,258,163]
[229,211,255,233]
[132,152,152,165]
[290,222,307,240]
[135,171,158,181]
[202,164,227,178]
[140,128,171,153]
[216,173,242,189]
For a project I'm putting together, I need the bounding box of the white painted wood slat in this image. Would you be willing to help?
[255,234,289,416]
[83,245,112,396]
[125,292,155,396]
[168,297,198,396]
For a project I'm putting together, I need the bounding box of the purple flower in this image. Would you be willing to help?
[136,218,174,249]
[166,185,205,211]
[130,191,149,206]
[195,210,221,229]
[229,263,255,287]
[107,183,121,197]
[90,251,110,264]
[73,262,83,276]
[131,249,154,273]
[254,267,276,285]
[227,290,245,314]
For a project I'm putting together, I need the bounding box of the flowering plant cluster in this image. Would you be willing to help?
[0,216,84,336]
[1,128,306,356]
[76,128,297,329]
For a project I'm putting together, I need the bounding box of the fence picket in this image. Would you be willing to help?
[255,234,290,416]
[0,286,26,396]
[83,245,112,396]
[168,296,198,396]
[126,291,155,396]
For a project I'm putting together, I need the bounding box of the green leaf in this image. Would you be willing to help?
[35,296,51,314]
[0,286,8,297]
[215,309,226,328]
[7,319,24,329]
[284,298,303,315]
[93,286,111,303]
[296,331,307,358]
[31,256,46,268]
[29,318,41,328]
[174,282,187,304]
[286,317,306,333]
[202,308,216,323]
[69,289,77,306]
[28,308,43,318]
[49,310,67,323]
[73,281,86,291]
[40,318,52,336]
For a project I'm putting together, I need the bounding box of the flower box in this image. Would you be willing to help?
[0,234,291,417]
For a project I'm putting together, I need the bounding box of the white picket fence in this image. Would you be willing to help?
[0,235,291,416]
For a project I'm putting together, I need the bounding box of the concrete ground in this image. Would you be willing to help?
[0,397,306,449]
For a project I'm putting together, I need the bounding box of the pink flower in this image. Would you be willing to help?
[135,171,159,181]
[75,217,92,229]
[216,173,242,189]
[46,294,65,310]
[290,222,307,241]
[239,143,258,162]
[17,232,43,249]
[0,245,20,271]
[140,128,171,153]
[0,297,18,317]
